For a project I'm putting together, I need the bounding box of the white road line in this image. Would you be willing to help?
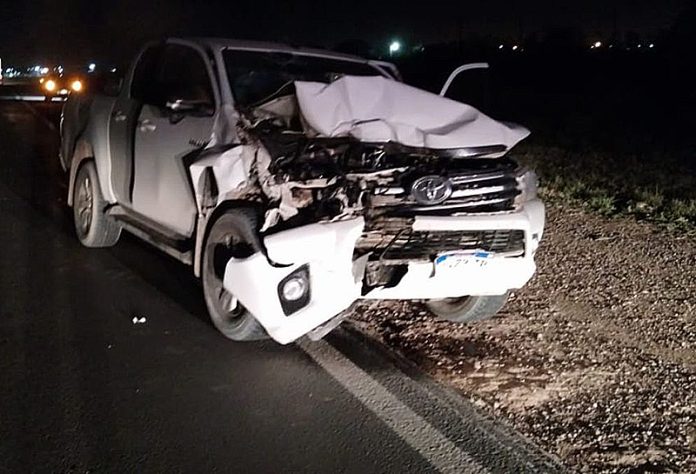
[298,339,488,474]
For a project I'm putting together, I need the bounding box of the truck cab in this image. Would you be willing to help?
[61,38,544,344]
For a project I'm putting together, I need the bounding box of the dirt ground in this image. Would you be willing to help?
[353,203,696,473]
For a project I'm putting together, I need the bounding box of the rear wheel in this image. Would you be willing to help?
[202,210,268,341]
[426,293,510,323]
[73,161,121,247]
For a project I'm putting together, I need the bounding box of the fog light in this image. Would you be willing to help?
[282,276,307,301]
[277,265,311,315]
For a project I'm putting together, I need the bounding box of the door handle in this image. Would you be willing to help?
[138,119,157,133]
[112,110,127,122]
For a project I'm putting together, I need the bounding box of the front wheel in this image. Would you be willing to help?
[202,210,268,341]
[426,293,510,323]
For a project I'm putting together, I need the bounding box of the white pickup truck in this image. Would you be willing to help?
[60,38,544,344]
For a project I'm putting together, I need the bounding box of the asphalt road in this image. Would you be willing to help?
[0,98,563,473]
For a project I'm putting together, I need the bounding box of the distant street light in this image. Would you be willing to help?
[388,41,401,56]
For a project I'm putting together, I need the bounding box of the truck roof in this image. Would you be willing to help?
[182,37,371,64]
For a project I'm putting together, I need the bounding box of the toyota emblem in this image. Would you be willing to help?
[411,175,453,205]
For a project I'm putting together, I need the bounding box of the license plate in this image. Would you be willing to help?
[435,251,490,271]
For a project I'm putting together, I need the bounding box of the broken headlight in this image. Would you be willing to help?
[516,169,538,203]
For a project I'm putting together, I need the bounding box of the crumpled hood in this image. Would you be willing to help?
[294,75,529,151]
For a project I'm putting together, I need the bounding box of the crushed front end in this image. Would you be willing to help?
[216,77,544,344]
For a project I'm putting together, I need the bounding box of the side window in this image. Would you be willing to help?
[130,45,163,104]
[157,45,215,109]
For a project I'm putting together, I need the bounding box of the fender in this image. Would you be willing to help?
[185,143,254,277]
[192,197,266,278]
[67,139,95,207]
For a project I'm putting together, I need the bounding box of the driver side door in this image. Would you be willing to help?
[131,43,217,237]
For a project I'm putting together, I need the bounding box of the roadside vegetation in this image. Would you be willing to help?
[517,143,696,231]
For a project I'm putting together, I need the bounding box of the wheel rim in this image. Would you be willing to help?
[205,234,246,324]
[76,174,93,236]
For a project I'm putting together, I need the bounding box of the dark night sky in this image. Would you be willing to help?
[0,0,689,65]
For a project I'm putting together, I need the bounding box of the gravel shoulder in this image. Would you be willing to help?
[353,203,696,473]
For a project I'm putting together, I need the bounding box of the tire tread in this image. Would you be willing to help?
[426,293,510,323]
[73,161,121,248]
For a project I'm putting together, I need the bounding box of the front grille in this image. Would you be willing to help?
[356,228,526,261]
[369,165,522,215]
[436,169,520,212]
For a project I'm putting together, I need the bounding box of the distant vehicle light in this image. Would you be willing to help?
[593,41,602,49]
[498,44,504,50]
[44,79,57,92]
[70,80,83,92]
[512,45,519,51]
[88,63,96,73]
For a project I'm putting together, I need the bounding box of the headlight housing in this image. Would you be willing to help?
[516,168,539,203]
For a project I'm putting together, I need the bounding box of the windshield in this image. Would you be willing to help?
[223,49,383,107]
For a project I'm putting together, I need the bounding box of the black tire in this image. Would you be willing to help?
[202,209,268,341]
[73,161,121,247]
[426,292,510,323]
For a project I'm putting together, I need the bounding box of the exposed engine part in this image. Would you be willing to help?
[243,118,526,232]
[363,261,409,289]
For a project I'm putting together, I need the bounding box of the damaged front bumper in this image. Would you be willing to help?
[223,218,366,344]
[223,199,545,344]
